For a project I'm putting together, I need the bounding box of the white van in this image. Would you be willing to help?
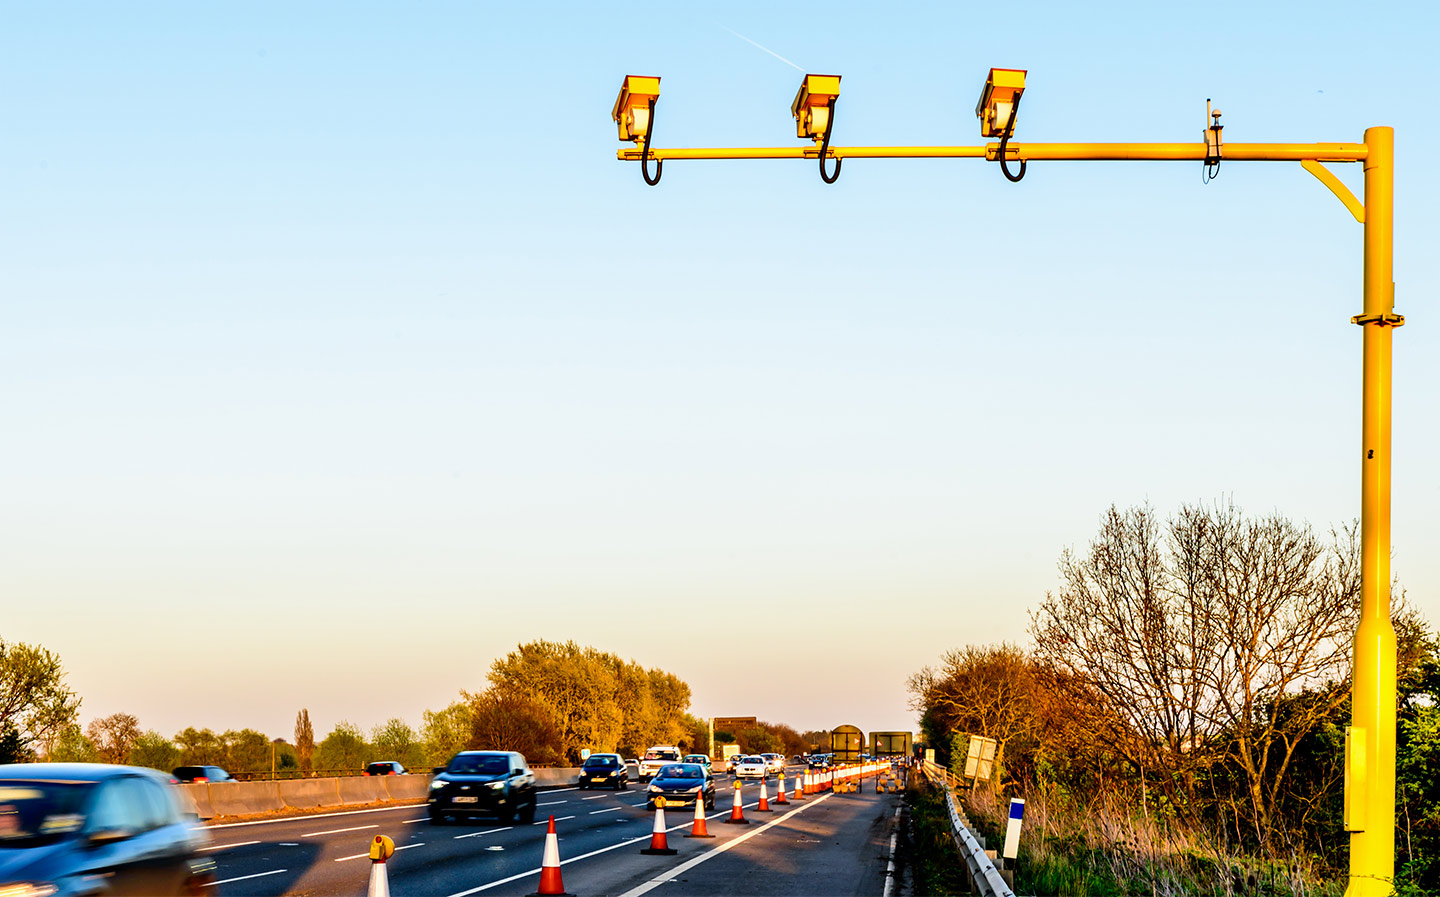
[639,745,682,782]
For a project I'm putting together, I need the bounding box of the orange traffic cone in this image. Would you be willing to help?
[774,773,789,805]
[684,793,715,838]
[756,778,771,812]
[640,806,677,855]
[527,816,573,897]
[724,780,749,825]
[793,772,805,801]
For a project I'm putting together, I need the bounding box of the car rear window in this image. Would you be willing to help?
[658,765,701,779]
[584,756,617,768]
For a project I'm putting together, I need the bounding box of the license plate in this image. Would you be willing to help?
[452,796,478,804]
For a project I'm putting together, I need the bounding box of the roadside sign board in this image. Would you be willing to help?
[963,735,998,781]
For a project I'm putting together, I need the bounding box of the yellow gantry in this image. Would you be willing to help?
[612,73,1400,895]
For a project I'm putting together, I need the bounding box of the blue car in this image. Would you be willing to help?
[0,763,215,896]
[646,763,715,810]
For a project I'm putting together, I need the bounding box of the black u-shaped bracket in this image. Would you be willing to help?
[818,98,841,184]
[997,94,1026,182]
[641,98,663,186]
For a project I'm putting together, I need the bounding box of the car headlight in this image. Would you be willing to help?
[0,884,59,897]
[428,779,448,790]
[487,781,505,790]
[648,784,662,793]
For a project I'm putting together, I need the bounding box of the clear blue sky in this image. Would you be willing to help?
[3,1,1437,747]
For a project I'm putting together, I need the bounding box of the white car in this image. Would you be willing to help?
[762,753,785,775]
[732,755,767,779]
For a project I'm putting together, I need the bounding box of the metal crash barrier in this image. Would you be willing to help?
[920,760,1015,897]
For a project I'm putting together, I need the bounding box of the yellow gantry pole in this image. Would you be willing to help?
[1346,125,1401,897]
[618,142,1367,163]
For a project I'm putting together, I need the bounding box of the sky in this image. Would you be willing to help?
[3,1,1438,750]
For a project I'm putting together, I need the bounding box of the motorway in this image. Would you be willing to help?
[203,766,902,896]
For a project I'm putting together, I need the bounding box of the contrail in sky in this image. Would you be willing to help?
[722,26,805,72]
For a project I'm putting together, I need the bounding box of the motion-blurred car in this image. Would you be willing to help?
[732,755,767,779]
[427,751,537,825]
[170,765,233,783]
[762,753,785,775]
[0,762,216,895]
[807,754,833,769]
[646,763,715,810]
[577,753,628,790]
[364,761,406,776]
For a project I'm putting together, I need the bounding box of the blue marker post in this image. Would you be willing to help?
[1002,797,1024,886]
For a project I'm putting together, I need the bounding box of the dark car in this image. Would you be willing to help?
[645,763,715,811]
[170,765,233,784]
[577,753,627,790]
[364,761,406,776]
[427,751,537,825]
[0,762,215,896]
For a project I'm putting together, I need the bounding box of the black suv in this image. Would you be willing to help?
[427,751,536,824]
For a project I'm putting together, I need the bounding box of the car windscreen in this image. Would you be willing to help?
[0,782,91,848]
[447,755,509,775]
[583,756,617,768]
[657,765,701,780]
[644,750,679,760]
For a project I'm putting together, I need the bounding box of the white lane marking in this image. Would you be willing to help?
[402,817,429,824]
[589,807,622,815]
[454,827,512,840]
[335,843,425,862]
[207,802,425,829]
[203,869,287,887]
[883,807,900,897]
[537,801,567,807]
[615,794,836,897]
[532,815,575,825]
[301,824,378,838]
[199,840,260,851]
[580,794,608,801]
[279,842,300,846]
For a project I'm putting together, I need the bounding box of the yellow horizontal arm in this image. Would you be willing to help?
[620,141,1367,164]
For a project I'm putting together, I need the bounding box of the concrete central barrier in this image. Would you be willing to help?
[180,768,583,820]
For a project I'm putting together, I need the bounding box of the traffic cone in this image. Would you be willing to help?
[527,816,573,896]
[684,793,715,838]
[640,806,677,855]
[803,771,812,795]
[724,780,749,824]
[367,835,392,897]
[755,778,771,812]
[793,772,805,801]
[774,772,789,805]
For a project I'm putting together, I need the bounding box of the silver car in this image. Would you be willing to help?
[732,755,767,779]
[762,753,785,775]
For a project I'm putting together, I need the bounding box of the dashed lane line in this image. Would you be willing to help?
[454,827,512,840]
[203,869,287,887]
[335,843,425,862]
[301,824,378,838]
[199,840,260,851]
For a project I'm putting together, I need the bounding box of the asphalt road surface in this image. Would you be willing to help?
[204,766,903,896]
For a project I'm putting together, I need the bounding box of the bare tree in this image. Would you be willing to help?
[1030,501,1360,849]
[87,712,141,765]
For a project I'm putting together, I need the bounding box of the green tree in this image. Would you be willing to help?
[316,721,369,772]
[470,691,565,766]
[87,712,141,765]
[370,718,426,770]
[295,709,315,773]
[49,723,96,762]
[222,729,270,775]
[0,638,82,758]
[736,726,781,755]
[0,725,31,763]
[423,697,475,766]
[130,731,180,772]
[174,727,223,765]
